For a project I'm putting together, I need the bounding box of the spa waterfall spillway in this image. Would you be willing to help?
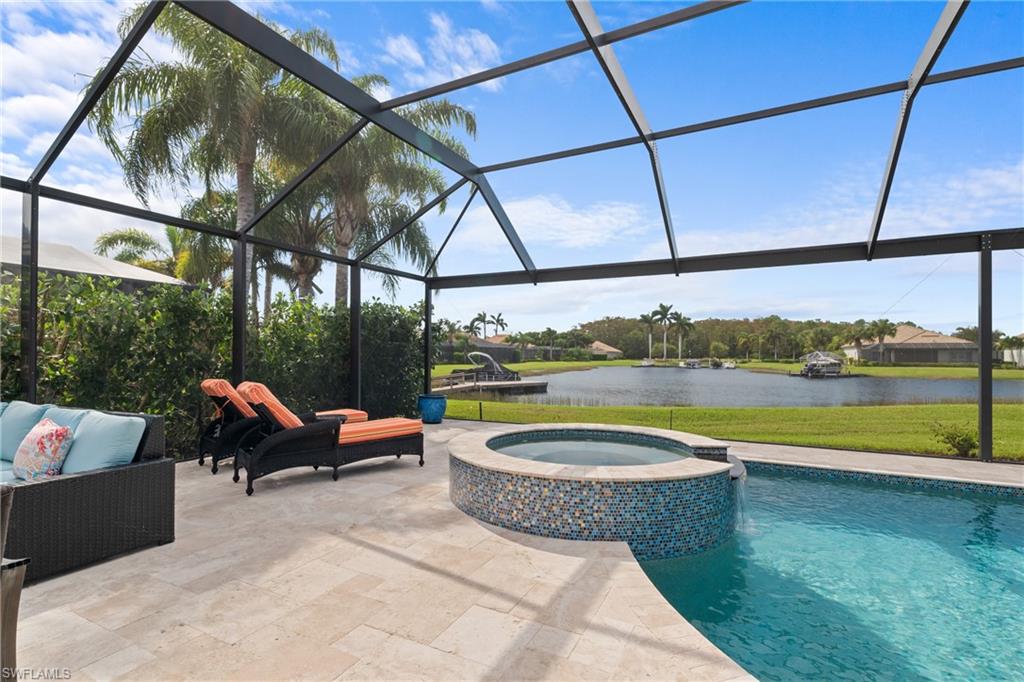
[447,424,743,560]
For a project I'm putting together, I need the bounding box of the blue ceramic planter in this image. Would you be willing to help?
[418,393,447,424]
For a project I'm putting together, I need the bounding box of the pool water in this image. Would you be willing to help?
[641,472,1024,681]
[491,432,691,466]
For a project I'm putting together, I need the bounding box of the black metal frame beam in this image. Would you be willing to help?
[240,118,369,235]
[475,175,537,277]
[28,1,167,184]
[380,0,746,110]
[428,227,1023,289]
[357,179,468,261]
[568,0,678,272]
[174,1,534,280]
[423,283,433,395]
[480,55,1021,174]
[978,234,993,460]
[426,186,478,276]
[866,0,969,259]
[349,264,362,409]
[20,190,39,401]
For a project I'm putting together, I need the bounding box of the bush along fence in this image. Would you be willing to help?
[1,274,424,459]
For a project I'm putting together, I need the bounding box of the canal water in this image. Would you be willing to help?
[471,366,1024,408]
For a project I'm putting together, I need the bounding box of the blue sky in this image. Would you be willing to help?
[1,1,1021,335]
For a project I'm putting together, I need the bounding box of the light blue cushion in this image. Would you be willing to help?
[0,402,8,416]
[0,460,11,474]
[61,411,146,474]
[0,462,26,486]
[1,401,54,462]
[42,407,89,432]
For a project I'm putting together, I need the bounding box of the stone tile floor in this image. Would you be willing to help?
[18,421,753,682]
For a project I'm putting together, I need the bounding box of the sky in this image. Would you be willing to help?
[1,0,1022,336]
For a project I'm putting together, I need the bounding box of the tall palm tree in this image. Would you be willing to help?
[763,323,785,361]
[638,313,656,360]
[540,328,558,360]
[462,319,482,337]
[999,334,1024,367]
[668,312,695,361]
[652,303,673,360]
[285,76,476,305]
[94,225,230,285]
[867,319,898,364]
[489,313,507,337]
[843,319,869,362]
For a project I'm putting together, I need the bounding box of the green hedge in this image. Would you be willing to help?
[1,274,423,459]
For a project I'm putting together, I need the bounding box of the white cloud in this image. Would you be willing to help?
[459,194,655,251]
[381,13,503,92]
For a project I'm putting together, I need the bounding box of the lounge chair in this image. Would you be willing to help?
[198,379,368,474]
[198,379,263,474]
[232,382,423,495]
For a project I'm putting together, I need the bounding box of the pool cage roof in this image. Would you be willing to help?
[3,0,1021,459]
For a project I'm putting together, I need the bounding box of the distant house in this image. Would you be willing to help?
[589,340,623,359]
[0,236,185,292]
[841,324,978,364]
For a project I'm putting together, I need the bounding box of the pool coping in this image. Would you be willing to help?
[448,423,732,482]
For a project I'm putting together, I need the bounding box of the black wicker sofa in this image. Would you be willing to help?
[3,409,174,582]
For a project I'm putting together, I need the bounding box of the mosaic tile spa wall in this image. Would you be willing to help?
[449,457,736,560]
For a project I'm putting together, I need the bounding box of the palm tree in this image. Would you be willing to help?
[540,328,558,360]
[90,4,341,315]
[867,319,898,364]
[94,225,230,285]
[668,312,695,361]
[470,311,489,338]
[652,303,673,360]
[489,313,507,337]
[462,319,482,337]
[736,332,752,361]
[998,334,1024,367]
[285,75,476,306]
[638,313,656,360]
[843,319,869,363]
[763,323,786,361]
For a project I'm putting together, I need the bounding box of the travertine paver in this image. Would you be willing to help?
[17,421,753,682]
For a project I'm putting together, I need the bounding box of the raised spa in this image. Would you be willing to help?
[448,424,738,560]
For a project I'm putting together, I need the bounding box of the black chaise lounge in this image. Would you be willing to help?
[232,382,423,495]
[198,379,369,474]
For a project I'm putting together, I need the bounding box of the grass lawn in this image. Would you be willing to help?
[740,361,1024,381]
[445,400,1024,461]
[434,359,634,377]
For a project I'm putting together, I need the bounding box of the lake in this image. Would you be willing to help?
[474,366,1024,408]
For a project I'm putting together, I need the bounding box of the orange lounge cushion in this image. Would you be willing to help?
[237,382,304,429]
[338,418,422,446]
[316,408,368,423]
[201,379,257,418]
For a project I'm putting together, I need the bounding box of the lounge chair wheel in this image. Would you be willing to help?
[211,461,219,474]
[419,457,425,467]
[246,482,254,496]
[198,454,205,465]
[233,470,240,483]
[395,454,401,459]
[332,467,339,481]
[313,465,319,471]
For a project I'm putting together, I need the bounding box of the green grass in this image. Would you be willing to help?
[434,359,634,377]
[740,361,1024,381]
[445,400,1024,461]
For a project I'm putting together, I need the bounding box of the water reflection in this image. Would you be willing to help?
[481,366,1024,408]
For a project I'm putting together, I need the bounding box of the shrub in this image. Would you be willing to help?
[2,274,424,459]
[932,421,978,457]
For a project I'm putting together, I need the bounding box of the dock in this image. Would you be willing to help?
[432,380,548,396]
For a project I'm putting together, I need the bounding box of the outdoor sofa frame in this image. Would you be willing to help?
[5,412,174,582]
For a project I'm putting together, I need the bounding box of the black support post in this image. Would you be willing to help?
[423,284,433,395]
[978,235,993,461]
[19,188,39,401]
[231,239,247,385]
[350,264,362,410]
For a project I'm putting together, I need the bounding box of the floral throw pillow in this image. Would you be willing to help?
[12,418,74,480]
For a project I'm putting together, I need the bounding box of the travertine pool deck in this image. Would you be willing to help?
[18,421,753,682]
[725,440,1023,489]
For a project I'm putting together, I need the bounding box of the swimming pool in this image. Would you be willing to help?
[641,470,1024,680]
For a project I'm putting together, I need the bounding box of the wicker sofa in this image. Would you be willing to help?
[3,409,174,582]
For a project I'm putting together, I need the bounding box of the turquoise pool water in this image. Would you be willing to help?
[490,431,691,466]
[641,472,1024,681]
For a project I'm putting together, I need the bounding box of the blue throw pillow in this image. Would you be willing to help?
[61,411,147,474]
[42,407,90,432]
[1,401,54,462]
